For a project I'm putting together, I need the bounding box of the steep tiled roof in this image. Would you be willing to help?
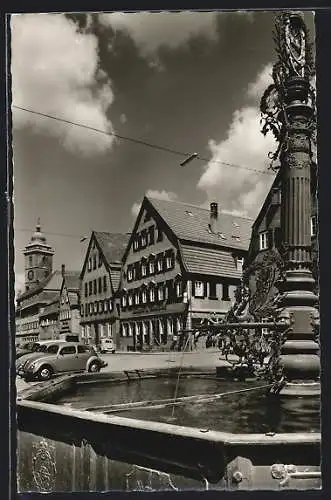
[17,270,62,301]
[180,244,242,278]
[94,232,130,265]
[63,271,80,291]
[39,300,59,317]
[148,198,252,250]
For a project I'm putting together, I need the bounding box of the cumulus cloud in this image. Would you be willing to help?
[98,11,219,55]
[14,272,25,300]
[11,13,115,156]
[198,65,277,218]
[131,189,178,217]
[246,63,273,100]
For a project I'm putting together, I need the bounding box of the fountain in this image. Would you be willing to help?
[16,12,321,492]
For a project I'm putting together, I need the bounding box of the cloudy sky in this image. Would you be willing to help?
[11,10,315,295]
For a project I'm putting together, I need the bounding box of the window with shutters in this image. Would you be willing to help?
[209,281,217,299]
[149,259,155,274]
[141,262,147,277]
[158,285,164,301]
[127,267,133,282]
[157,255,163,272]
[150,288,155,302]
[259,231,268,250]
[222,283,230,301]
[194,281,204,297]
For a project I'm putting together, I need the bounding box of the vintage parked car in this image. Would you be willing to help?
[16,341,42,359]
[16,340,66,369]
[17,342,108,381]
[100,338,116,354]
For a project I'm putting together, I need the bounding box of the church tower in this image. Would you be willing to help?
[24,219,55,291]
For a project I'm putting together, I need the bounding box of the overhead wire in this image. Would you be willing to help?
[13,105,275,177]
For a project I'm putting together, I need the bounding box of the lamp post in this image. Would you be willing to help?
[260,12,319,396]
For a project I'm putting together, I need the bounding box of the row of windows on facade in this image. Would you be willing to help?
[122,280,183,308]
[126,250,175,282]
[121,280,232,308]
[121,317,183,338]
[81,323,112,338]
[16,320,39,331]
[59,310,71,321]
[132,225,163,252]
[81,299,113,317]
[87,251,103,272]
[84,276,108,297]
[258,216,318,251]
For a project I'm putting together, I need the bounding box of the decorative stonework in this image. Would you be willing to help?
[32,439,57,492]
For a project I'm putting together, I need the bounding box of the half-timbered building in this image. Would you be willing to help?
[119,197,252,351]
[80,231,130,349]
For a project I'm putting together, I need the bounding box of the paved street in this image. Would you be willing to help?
[16,349,228,394]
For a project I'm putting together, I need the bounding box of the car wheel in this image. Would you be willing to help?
[88,361,101,373]
[37,365,53,381]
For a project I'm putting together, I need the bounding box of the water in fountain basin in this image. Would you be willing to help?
[55,377,320,434]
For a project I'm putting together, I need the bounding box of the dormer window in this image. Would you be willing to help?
[259,232,268,250]
[88,258,92,272]
[135,291,140,305]
[93,255,97,270]
[157,228,163,242]
[128,294,133,306]
[98,252,102,267]
[133,238,139,251]
[142,289,147,303]
[122,295,127,308]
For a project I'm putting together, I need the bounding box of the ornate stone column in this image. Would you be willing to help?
[260,12,319,396]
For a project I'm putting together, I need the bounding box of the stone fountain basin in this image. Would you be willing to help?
[16,368,321,492]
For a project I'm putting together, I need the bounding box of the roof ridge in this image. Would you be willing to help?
[147,197,254,221]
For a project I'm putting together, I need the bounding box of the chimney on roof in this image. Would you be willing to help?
[210,202,218,233]
[61,264,65,277]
